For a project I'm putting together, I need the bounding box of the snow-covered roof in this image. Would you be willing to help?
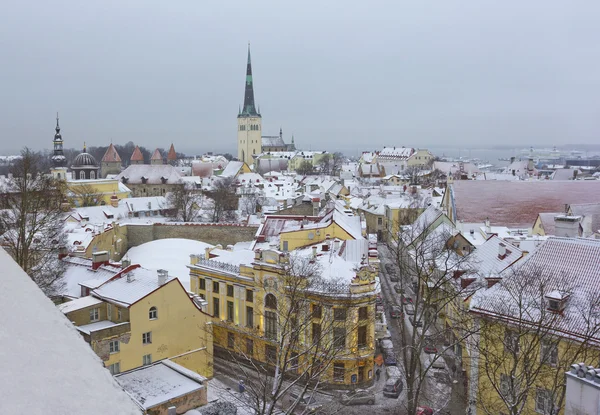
[58,295,105,314]
[468,236,523,278]
[262,135,286,147]
[220,161,244,178]
[92,266,177,307]
[378,147,414,160]
[116,360,205,410]
[126,239,215,289]
[77,320,127,335]
[115,164,182,185]
[0,249,141,414]
[60,256,122,297]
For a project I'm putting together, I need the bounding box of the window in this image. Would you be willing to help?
[227,332,235,349]
[504,330,519,354]
[246,306,254,328]
[143,354,152,366]
[117,308,122,321]
[333,363,345,382]
[109,340,120,354]
[312,304,322,319]
[312,323,321,344]
[358,325,367,348]
[266,345,277,364]
[79,171,85,180]
[246,338,254,356]
[227,285,234,297]
[536,388,553,414]
[541,341,558,366]
[227,301,234,322]
[149,306,157,320]
[213,281,220,293]
[213,297,220,318]
[333,327,346,348]
[142,331,152,344]
[108,362,120,375]
[334,308,347,321]
[265,294,277,310]
[199,278,206,290]
[378,217,383,225]
[358,307,368,320]
[90,171,95,179]
[246,289,253,302]
[89,307,99,322]
[282,241,288,251]
[265,311,277,340]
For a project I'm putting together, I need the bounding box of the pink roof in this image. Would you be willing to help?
[101,143,122,163]
[150,148,162,161]
[130,146,144,162]
[450,181,600,228]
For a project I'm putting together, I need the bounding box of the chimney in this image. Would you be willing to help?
[126,272,133,283]
[58,246,68,260]
[157,269,168,286]
[205,247,212,260]
[554,215,581,238]
[498,243,507,259]
[527,158,535,172]
[110,194,119,208]
[510,156,515,164]
[484,217,491,233]
[333,239,340,251]
[312,245,318,257]
[92,251,110,270]
[121,256,131,268]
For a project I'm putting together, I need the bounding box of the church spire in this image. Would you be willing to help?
[51,113,66,167]
[240,43,259,117]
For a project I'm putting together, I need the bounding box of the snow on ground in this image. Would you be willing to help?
[125,238,215,289]
[0,248,141,414]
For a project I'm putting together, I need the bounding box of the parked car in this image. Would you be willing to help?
[340,389,376,405]
[384,350,397,366]
[386,366,402,379]
[401,295,413,305]
[390,306,403,318]
[423,341,438,354]
[383,377,403,398]
[376,295,384,306]
[426,354,446,370]
[380,339,394,353]
[394,284,403,294]
[409,316,422,327]
[385,264,394,273]
[404,304,415,315]
[417,406,434,415]
[288,392,321,413]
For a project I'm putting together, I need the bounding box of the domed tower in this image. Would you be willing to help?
[51,114,67,168]
[71,144,99,180]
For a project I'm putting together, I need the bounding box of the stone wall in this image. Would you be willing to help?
[126,223,259,249]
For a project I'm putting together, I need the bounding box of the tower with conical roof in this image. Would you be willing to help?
[130,146,145,165]
[167,143,177,165]
[100,143,122,177]
[51,114,67,168]
[150,148,163,165]
[237,44,262,165]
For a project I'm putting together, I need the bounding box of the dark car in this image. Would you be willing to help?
[340,389,376,406]
[423,342,438,354]
[383,377,403,398]
[401,295,413,305]
[383,350,397,366]
[390,306,403,319]
[288,392,322,413]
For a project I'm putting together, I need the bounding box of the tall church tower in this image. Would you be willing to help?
[237,44,262,165]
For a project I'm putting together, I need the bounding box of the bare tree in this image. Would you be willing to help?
[472,267,600,415]
[296,161,315,176]
[204,177,238,223]
[69,183,101,207]
[217,254,376,415]
[239,190,265,216]
[385,208,478,414]
[166,182,203,222]
[0,148,67,296]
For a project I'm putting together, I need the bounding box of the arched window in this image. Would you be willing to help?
[90,170,95,179]
[265,294,277,310]
[79,171,85,180]
[149,306,158,320]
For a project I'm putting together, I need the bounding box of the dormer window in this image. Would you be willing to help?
[160,176,168,184]
[141,176,148,184]
[545,290,570,313]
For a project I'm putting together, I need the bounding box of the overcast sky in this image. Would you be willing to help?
[1,0,600,156]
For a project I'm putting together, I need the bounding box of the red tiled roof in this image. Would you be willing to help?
[150,148,162,161]
[101,143,122,163]
[130,146,144,162]
[450,181,600,228]
[167,144,177,161]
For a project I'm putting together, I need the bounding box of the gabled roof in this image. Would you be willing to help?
[220,161,245,178]
[101,143,122,163]
[262,135,286,147]
[150,148,162,161]
[469,235,523,278]
[537,212,562,235]
[378,146,414,160]
[115,165,182,185]
[130,146,144,162]
[167,144,177,161]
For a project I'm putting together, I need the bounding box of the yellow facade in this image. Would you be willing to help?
[62,279,213,378]
[279,221,354,251]
[66,178,130,206]
[188,249,377,388]
[407,149,434,168]
[238,115,262,165]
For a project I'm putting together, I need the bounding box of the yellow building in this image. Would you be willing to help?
[406,149,434,168]
[188,242,378,388]
[58,265,213,378]
[66,178,131,206]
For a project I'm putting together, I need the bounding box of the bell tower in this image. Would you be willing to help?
[237,44,262,165]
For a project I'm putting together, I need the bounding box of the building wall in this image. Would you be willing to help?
[407,149,433,168]
[84,222,129,261]
[565,368,600,415]
[279,221,354,251]
[146,387,207,415]
[100,279,214,377]
[101,161,122,178]
[532,215,546,236]
[67,179,130,206]
[238,116,262,165]
[123,183,173,197]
